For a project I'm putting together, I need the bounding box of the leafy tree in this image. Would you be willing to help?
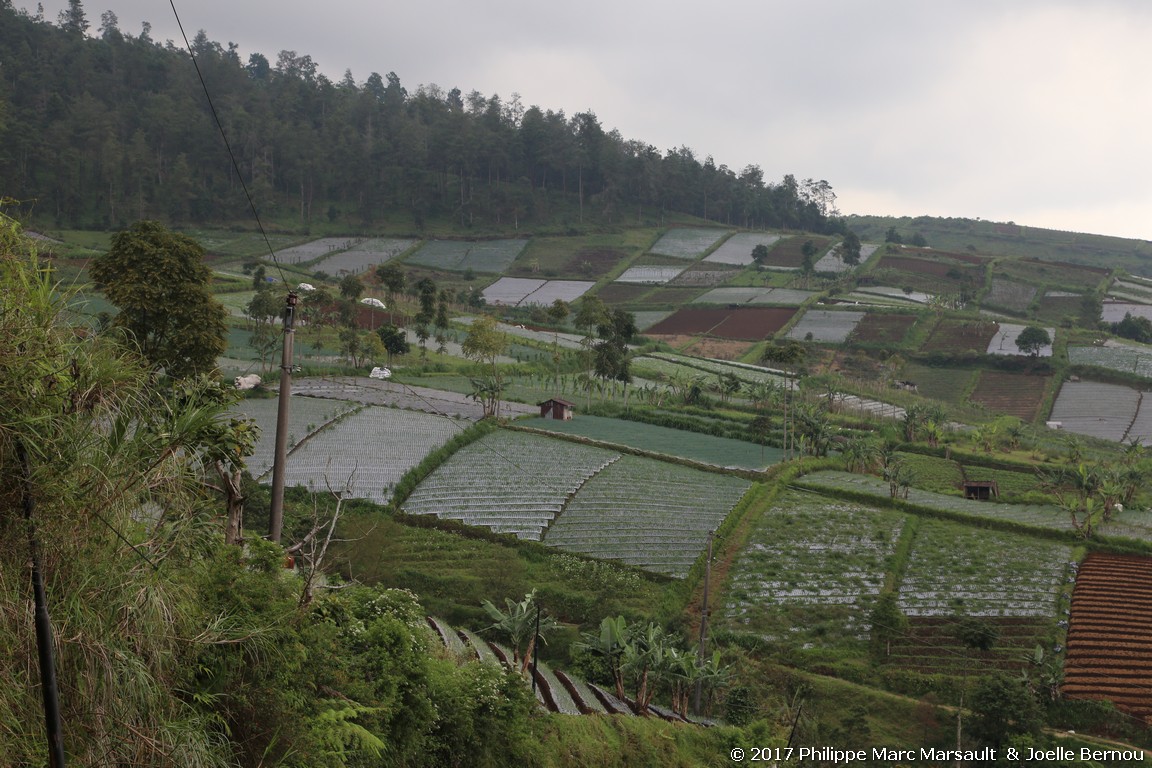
[1110,313,1147,343]
[376,263,406,303]
[1014,325,1051,356]
[967,675,1042,747]
[884,226,903,244]
[751,243,770,266]
[90,220,227,379]
[592,309,637,399]
[462,315,507,417]
[376,324,410,364]
[840,231,862,265]
[339,273,364,301]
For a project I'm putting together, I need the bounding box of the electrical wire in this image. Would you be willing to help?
[165,0,289,286]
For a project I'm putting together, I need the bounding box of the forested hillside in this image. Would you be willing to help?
[0,1,838,235]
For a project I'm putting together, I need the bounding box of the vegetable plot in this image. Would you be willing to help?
[233,395,360,478]
[282,406,465,502]
[403,431,621,540]
[544,455,751,577]
[723,490,905,645]
[897,520,1071,618]
[649,228,731,259]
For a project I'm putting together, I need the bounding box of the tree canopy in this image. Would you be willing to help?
[90,220,227,378]
[0,5,842,234]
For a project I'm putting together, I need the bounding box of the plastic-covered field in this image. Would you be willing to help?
[692,287,815,305]
[544,455,751,577]
[481,277,595,307]
[786,309,865,343]
[279,406,467,502]
[615,266,687,284]
[407,239,528,273]
[703,232,782,265]
[649,228,731,259]
[311,238,416,274]
[1049,380,1145,443]
[232,396,361,478]
[402,431,620,541]
[272,237,365,264]
[986,322,1054,357]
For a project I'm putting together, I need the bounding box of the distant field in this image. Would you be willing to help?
[921,318,999,354]
[1048,380,1147,443]
[310,238,416,275]
[272,237,361,265]
[507,233,645,279]
[647,307,796,340]
[407,239,528,273]
[692,287,815,305]
[968,370,1051,421]
[849,313,917,344]
[899,363,977,404]
[786,309,864,343]
[760,235,833,269]
[648,228,730,259]
[529,414,781,469]
[986,322,1054,357]
[996,258,1110,291]
[615,266,687,284]
[1068,342,1152,378]
[984,277,1037,313]
[703,232,783,265]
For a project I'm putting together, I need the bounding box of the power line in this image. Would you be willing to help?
[165,0,288,286]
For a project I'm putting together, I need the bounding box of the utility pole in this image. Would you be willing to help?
[18,440,66,768]
[269,291,298,544]
[694,530,714,716]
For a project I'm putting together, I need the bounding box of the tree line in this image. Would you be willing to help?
[0,0,842,234]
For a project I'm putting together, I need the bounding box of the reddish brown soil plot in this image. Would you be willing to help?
[763,236,834,268]
[968,370,1051,420]
[878,255,984,281]
[1063,553,1152,722]
[920,318,999,354]
[595,283,651,304]
[849,313,918,344]
[647,307,796,341]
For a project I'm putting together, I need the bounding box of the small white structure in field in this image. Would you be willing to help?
[234,374,262,390]
[369,366,392,380]
[297,282,316,291]
[360,297,386,309]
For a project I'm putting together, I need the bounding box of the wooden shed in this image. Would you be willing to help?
[963,480,999,501]
[538,398,576,421]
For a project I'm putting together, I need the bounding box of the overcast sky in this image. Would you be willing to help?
[23,0,1152,240]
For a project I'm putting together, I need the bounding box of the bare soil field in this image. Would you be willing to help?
[849,313,918,344]
[967,370,1051,420]
[1064,553,1152,722]
[921,318,999,354]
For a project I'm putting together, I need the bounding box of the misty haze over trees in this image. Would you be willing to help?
[0,1,840,234]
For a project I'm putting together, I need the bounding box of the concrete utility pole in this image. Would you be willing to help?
[268,291,298,544]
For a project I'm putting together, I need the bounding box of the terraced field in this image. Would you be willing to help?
[968,370,1050,420]
[281,406,467,502]
[545,456,752,576]
[1064,553,1152,721]
[529,414,781,469]
[232,395,360,478]
[402,431,619,540]
[724,490,906,645]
